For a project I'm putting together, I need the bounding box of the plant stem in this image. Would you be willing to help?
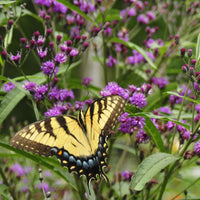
[0,165,17,200]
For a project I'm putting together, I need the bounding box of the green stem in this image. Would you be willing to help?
[169,81,191,153]
[0,165,17,200]
[171,177,200,200]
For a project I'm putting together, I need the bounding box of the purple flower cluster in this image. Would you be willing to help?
[166,120,191,141]
[100,82,129,100]
[41,60,58,76]
[129,92,147,109]
[82,77,92,87]
[4,82,16,92]
[45,102,72,117]
[48,87,74,101]
[106,55,117,68]
[121,170,134,181]
[118,112,145,133]
[152,77,168,89]
[126,50,155,66]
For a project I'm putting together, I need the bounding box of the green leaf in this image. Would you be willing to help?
[143,116,165,152]
[96,9,121,23]
[0,141,77,190]
[110,37,157,69]
[56,0,98,26]
[130,153,179,191]
[0,1,16,4]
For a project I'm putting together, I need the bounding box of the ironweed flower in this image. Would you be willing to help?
[10,163,25,177]
[152,77,168,89]
[82,77,92,87]
[100,82,129,100]
[23,81,37,92]
[106,55,117,68]
[194,141,200,155]
[129,92,147,109]
[118,112,145,134]
[10,52,21,65]
[4,82,15,92]
[41,60,58,76]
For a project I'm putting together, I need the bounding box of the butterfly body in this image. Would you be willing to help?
[10,95,126,183]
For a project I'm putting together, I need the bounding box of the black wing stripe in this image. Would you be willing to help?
[44,118,57,139]
[97,99,103,123]
[56,116,83,146]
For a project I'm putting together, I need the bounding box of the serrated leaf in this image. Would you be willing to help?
[110,37,157,69]
[130,153,179,191]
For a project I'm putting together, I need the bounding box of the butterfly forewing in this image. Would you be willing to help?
[85,95,126,152]
[10,116,92,157]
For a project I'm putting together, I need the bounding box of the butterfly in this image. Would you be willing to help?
[10,95,126,186]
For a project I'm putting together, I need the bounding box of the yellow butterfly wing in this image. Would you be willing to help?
[10,116,92,157]
[84,95,126,153]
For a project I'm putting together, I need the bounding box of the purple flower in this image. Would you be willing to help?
[34,0,52,6]
[195,104,200,113]
[146,51,155,62]
[106,55,117,68]
[159,107,172,114]
[100,82,129,100]
[53,0,68,13]
[104,27,112,36]
[146,38,155,48]
[136,129,150,143]
[117,29,129,42]
[10,163,25,177]
[48,87,60,101]
[36,35,45,46]
[85,97,93,105]
[55,52,67,64]
[194,141,200,155]
[152,77,168,89]
[121,7,136,19]
[69,48,79,57]
[126,50,144,65]
[75,101,85,110]
[166,121,176,131]
[45,102,72,117]
[59,89,74,101]
[137,14,149,24]
[121,170,134,181]
[48,87,74,101]
[129,92,147,109]
[23,81,37,92]
[66,14,75,24]
[181,130,191,141]
[118,112,145,134]
[146,11,156,21]
[34,85,48,101]
[82,77,92,87]
[10,52,21,64]
[70,26,80,38]
[35,182,49,193]
[4,82,15,92]
[37,47,48,59]
[41,60,58,76]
